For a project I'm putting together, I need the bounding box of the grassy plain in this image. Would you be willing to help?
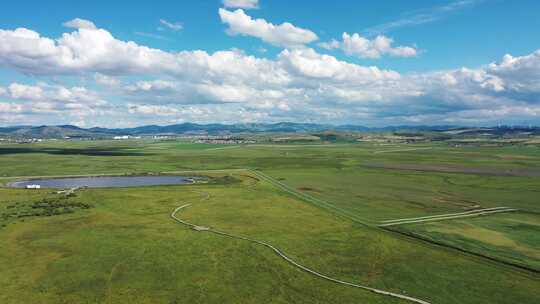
[1,139,539,303]
[390,212,540,271]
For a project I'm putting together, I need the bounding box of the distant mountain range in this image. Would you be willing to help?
[0,123,538,139]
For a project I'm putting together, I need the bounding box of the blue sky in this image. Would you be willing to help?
[0,0,539,127]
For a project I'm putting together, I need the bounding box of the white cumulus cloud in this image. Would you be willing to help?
[63,18,97,30]
[219,8,318,48]
[0,20,539,127]
[319,33,417,59]
[8,83,44,100]
[279,48,401,82]
[0,102,23,113]
[94,73,120,86]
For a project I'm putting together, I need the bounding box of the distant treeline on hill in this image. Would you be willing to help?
[0,123,539,139]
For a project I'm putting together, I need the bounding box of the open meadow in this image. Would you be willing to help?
[2,1,540,303]
[1,139,539,304]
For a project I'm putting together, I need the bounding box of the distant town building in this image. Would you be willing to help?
[153,135,172,139]
[193,136,255,144]
[113,135,130,140]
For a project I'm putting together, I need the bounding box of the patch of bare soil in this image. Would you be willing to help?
[239,174,260,187]
[297,186,321,192]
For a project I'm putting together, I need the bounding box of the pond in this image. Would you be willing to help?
[8,175,199,189]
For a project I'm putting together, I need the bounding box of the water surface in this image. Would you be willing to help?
[9,175,196,189]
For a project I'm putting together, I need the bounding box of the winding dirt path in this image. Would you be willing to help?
[171,204,431,304]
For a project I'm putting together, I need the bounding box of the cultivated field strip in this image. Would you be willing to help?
[171,204,431,304]
[378,207,518,227]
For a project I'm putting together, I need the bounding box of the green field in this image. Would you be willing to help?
[390,212,540,271]
[1,140,539,303]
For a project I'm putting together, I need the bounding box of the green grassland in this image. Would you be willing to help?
[1,139,539,303]
[390,212,540,271]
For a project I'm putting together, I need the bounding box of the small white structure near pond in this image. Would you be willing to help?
[192,226,210,231]
[25,184,41,189]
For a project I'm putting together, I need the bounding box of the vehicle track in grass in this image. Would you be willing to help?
[378,207,519,227]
